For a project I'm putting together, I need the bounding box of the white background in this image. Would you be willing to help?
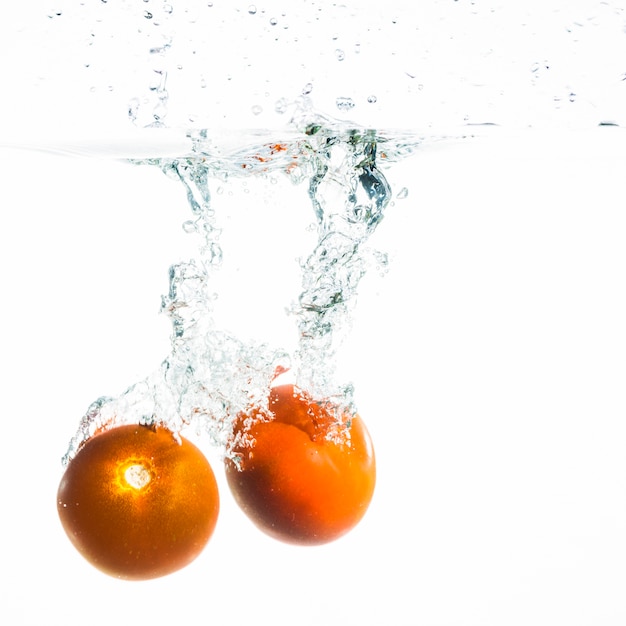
[1,2,626,625]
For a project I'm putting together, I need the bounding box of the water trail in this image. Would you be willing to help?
[293,129,392,421]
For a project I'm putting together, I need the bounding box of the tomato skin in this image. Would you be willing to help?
[57,424,219,580]
[225,384,376,545]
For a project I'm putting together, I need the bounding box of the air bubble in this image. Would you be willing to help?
[150,41,172,54]
[248,5,257,14]
[302,83,313,95]
[336,97,355,112]
[396,187,409,199]
[251,105,263,116]
[128,98,140,121]
[367,95,377,104]
[530,61,550,75]
[335,49,345,61]
[182,220,198,234]
[144,11,153,19]
[269,17,278,25]
[275,98,289,114]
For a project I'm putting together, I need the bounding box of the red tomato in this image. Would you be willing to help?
[57,424,219,580]
[225,384,376,545]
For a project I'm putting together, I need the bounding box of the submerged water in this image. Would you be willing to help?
[61,119,439,463]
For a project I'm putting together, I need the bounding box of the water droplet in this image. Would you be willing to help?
[335,97,355,112]
[396,187,409,200]
[531,61,550,74]
[182,220,198,234]
[269,17,278,25]
[335,49,345,61]
[150,41,172,54]
[367,95,377,104]
[248,5,257,14]
[128,98,140,120]
[163,4,173,14]
[302,83,313,95]
[144,11,153,19]
[251,105,263,116]
[275,98,288,114]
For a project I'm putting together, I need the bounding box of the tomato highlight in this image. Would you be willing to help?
[57,424,219,580]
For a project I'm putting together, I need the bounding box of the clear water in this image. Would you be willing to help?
[61,115,444,463]
[46,0,625,469]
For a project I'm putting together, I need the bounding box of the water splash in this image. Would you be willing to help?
[62,113,428,464]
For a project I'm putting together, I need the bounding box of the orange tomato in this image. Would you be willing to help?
[225,384,376,545]
[57,424,219,580]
